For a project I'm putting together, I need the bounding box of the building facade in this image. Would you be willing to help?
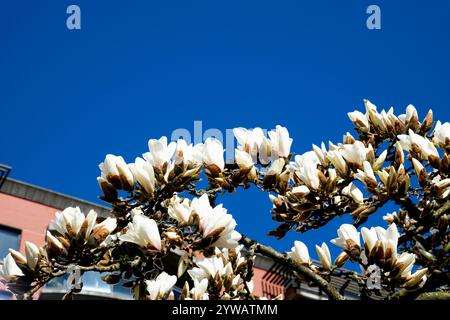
[0,175,359,300]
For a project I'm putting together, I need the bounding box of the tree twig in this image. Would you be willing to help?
[239,235,345,300]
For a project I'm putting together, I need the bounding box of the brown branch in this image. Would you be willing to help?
[239,235,345,300]
[416,291,450,300]
[432,199,450,218]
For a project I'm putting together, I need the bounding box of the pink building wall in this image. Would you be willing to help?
[0,193,58,250]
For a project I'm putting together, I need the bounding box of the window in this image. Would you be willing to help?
[0,225,21,259]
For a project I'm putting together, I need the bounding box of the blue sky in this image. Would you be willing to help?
[1,1,450,259]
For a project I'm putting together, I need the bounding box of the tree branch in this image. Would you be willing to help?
[239,235,345,300]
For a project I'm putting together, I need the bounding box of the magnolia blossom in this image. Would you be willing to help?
[361,223,399,259]
[168,196,194,225]
[90,216,117,244]
[49,207,86,237]
[315,243,332,271]
[405,268,428,288]
[99,154,134,191]
[202,137,225,172]
[397,129,439,160]
[433,121,450,147]
[290,185,311,197]
[342,183,364,203]
[233,127,264,156]
[330,224,360,250]
[24,241,40,271]
[290,151,321,190]
[364,100,388,131]
[173,139,204,165]
[191,194,241,249]
[268,125,292,158]
[119,215,162,251]
[327,150,348,177]
[395,252,416,278]
[354,161,377,188]
[383,212,399,224]
[48,207,116,244]
[145,272,177,300]
[188,256,233,282]
[143,136,177,169]
[46,231,66,255]
[288,240,311,265]
[128,157,155,194]
[339,141,368,167]
[312,143,328,167]
[348,110,370,132]
[188,278,210,300]
[8,241,41,272]
[235,149,254,169]
[0,254,24,281]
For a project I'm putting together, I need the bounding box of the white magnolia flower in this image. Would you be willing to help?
[233,127,265,155]
[25,241,40,270]
[259,136,272,165]
[9,243,41,271]
[339,141,368,167]
[354,161,377,187]
[291,152,321,190]
[202,137,225,171]
[90,216,117,243]
[327,150,348,177]
[190,278,209,300]
[168,196,193,225]
[235,149,254,169]
[174,139,204,165]
[289,241,311,265]
[342,183,364,203]
[48,208,116,243]
[348,110,370,131]
[383,212,398,224]
[99,154,134,191]
[268,125,292,158]
[331,224,360,250]
[433,121,450,147]
[375,223,400,246]
[145,272,177,300]
[128,157,155,194]
[192,194,241,249]
[397,129,439,160]
[405,268,428,288]
[312,143,328,167]
[290,185,311,197]
[315,243,332,271]
[361,226,378,254]
[188,256,232,282]
[364,100,387,131]
[0,253,24,281]
[49,207,86,237]
[119,215,161,251]
[373,150,388,170]
[46,231,66,254]
[396,252,416,278]
[361,223,399,261]
[405,104,419,124]
[144,136,177,169]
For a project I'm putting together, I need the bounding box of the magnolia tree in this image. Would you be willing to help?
[1,100,449,300]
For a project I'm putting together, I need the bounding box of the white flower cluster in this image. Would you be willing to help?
[289,222,428,290]
[168,194,241,249]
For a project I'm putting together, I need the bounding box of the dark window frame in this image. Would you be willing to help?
[0,224,22,258]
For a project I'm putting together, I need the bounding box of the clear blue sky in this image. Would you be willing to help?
[1,1,450,258]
